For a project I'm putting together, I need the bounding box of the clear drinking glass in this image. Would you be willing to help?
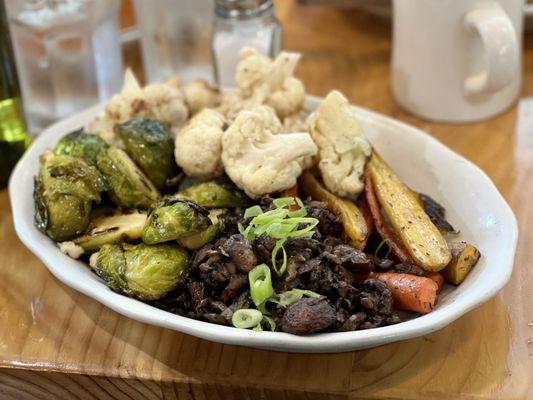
[134,0,215,84]
[6,0,124,132]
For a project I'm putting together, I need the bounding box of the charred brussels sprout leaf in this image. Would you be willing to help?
[94,243,189,300]
[34,153,105,241]
[96,146,160,209]
[123,243,189,300]
[142,199,211,244]
[177,209,226,250]
[176,181,250,208]
[93,243,129,293]
[117,119,179,189]
[73,212,148,252]
[53,129,108,166]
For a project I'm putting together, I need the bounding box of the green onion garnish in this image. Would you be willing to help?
[239,197,319,276]
[252,315,277,332]
[270,289,321,308]
[249,264,274,307]
[261,315,276,331]
[232,309,263,329]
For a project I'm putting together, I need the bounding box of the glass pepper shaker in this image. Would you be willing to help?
[212,0,282,86]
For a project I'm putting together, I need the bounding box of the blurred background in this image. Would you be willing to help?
[1,0,531,186]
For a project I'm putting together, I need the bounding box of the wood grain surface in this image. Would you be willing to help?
[1,1,532,399]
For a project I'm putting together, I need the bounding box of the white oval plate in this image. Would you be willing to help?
[9,96,518,353]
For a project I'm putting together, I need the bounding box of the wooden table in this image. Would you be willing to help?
[1,2,532,399]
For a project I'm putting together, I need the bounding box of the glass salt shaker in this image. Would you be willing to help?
[212,0,282,86]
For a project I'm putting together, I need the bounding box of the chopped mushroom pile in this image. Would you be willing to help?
[33,46,481,336]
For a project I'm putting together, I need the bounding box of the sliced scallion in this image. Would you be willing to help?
[232,309,263,329]
[249,264,274,307]
[276,289,321,308]
[239,197,319,277]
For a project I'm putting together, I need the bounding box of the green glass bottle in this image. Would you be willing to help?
[0,1,30,189]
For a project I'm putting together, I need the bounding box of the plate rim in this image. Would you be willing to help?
[8,96,518,353]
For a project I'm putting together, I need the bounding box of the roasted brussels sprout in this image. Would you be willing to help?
[92,242,189,300]
[34,152,105,241]
[176,181,250,208]
[117,118,179,189]
[177,209,226,250]
[53,129,108,166]
[72,211,147,252]
[91,243,129,292]
[142,199,211,244]
[96,146,160,209]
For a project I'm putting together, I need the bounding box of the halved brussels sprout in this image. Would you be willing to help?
[34,152,105,241]
[93,242,189,300]
[177,209,226,250]
[96,146,160,209]
[176,181,250,208]
[53,129,108,166]
[92,243,129,293]
[117,118,179,189]
[72,211,147,252]
[142,199,211,245]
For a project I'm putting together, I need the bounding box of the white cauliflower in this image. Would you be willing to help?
[58,241,84,259]
[183,80,221,115]
[217,48,306,121]
[175,109,226,180]
[88,70,189,145]
[221,105,317,198]
[282,113,307,132]
[307,90,372,197]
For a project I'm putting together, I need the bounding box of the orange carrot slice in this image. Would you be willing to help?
[372,272,438,314]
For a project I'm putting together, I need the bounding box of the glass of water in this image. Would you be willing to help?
[134,0,215,84]
[6,0,124,132]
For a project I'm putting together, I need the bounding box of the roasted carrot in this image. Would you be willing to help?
[372,272,438,314]
[364,170,412,263]
[279,184,300,210]
[367,153,451,271]
[358,196,373,250]
[300,171,368,250]
[424,272,445,293]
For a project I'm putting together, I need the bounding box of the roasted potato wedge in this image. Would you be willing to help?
[441,241,480,285]
[300,171,368,250]
[366,153,451,271]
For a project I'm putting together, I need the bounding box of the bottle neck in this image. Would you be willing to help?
[0,1,22,101]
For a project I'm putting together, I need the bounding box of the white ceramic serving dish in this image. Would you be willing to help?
[9,96,518,353]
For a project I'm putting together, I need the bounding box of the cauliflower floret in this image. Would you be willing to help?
[307,90,372,197]
[88,70,189,145]
[183,80,221,115]
[217,89,254,122]
[265,77,305,119]
[58,241,84,259]
[222,106,317,198]
[282,113,307,132]
[175,109,226,180]
[228,48,306,119]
